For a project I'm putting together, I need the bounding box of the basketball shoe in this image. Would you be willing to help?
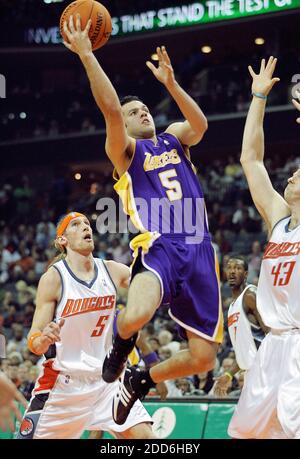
[113,367,154,425]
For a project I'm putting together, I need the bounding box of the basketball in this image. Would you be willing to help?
[60,0,112,51]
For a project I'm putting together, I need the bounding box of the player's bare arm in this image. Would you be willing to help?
[243,287,270,334]
[104,260,131,290]
[292,88,300,124]
[28,267,64,355]
[146,46,208,147]
[241,56,290,234]
[62,14,134,175]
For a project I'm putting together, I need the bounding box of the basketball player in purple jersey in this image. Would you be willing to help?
[63,16,223,425]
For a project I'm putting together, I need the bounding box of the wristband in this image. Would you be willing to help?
[224,371,233,381]
[252,92,267,100]
[143,351,159,366]
[27,331,42,355]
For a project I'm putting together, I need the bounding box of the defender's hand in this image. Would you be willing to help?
[292,88,300,124]
[146,46,176,89]
[248,56,280,97]
[63,14,92,56]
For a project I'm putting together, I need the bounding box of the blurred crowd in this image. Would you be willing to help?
[1,152,298,405]
[1,39,297,141]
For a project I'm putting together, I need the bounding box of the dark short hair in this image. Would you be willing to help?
[228,254,248,271]
[120,95,143,107]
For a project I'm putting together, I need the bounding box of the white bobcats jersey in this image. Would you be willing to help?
[49,258,116,374]
[257,216,300,330]
[228,285,263,370]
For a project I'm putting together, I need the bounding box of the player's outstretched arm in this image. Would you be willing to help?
[27,268,64,355]
[146,46,208,147]
[241,56,290,234]
[63,14,134,175]
[292,88,300,123]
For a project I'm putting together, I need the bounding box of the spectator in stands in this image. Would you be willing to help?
[148,337,160,353]
[97,241,108,259]
[21,348,39,366]
[220,357,235,374]
[158,330,173,347]
[232,200,257,229]
[6,360,21,388]
[2,242,21,274]
[35,222,53,250]
[224,156,243,179]
[214,230,231,255]
[18,364,31,399]
[176,378,195,396]
[14,245,35,275]
[158,346,172,362]
[13,176,34,222]
[2,291,14,310]
[112,242,131,265]
[33,247,48,276]
[22,302,35,332]
[15,281,35,308]
[19,364,39,401]
[7,324,27,354]
[193,371,214,395]
[229,372,245,398]
[3,304,19,331]
[209,202,229,234]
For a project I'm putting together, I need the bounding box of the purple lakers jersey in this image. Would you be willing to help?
[114,132,210,239]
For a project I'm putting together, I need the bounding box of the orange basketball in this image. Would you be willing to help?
[60,0,112,51]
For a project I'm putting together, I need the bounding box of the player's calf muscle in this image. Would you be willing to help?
[189,339,218,371]
[127,273,161,316]
[118,307,153,337]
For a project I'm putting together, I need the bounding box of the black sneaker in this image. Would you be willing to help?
[112,367,151,425]
[102,334,137,383]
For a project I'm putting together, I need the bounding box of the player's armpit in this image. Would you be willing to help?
[104,260,130,290]
[166,120,206,147]
[241,159,290,234]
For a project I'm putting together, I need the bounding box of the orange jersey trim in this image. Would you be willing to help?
[34,360,60,393]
